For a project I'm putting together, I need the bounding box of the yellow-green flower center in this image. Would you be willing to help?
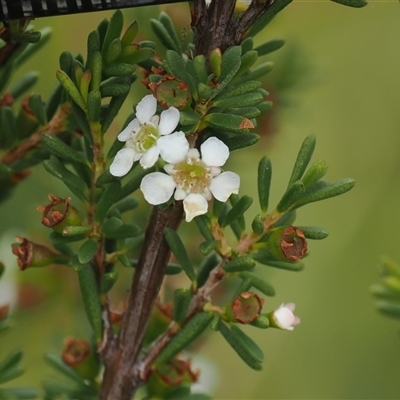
[173,158,212,194]
[133,123,159,152]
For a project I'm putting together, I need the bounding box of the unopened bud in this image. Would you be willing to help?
[11,236,67,271]
[231,291,264,324]
[61,337,100,380]
[268,303,300,331]
[38,195,82,233]
[268,226,308,262]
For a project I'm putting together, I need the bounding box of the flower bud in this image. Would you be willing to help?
[268,226,308,262]
[61,337,100,380]
[37,195,82,233]
[268,303,300,331]
[230,291,264,324]
[11,236,67,271]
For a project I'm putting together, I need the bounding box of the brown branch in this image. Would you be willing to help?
[1,102,71,165]
[99,201,184,400]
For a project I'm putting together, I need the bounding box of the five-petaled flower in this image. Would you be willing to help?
[109,94,189,177]
[140,137,240,222]
[270,303,300,331]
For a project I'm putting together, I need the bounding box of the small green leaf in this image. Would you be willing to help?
[252,214,264,235]
[331,0,367,7]
[109,197,139,214]
[101,10,124,59]
[62,225,91,237]
[121,20,139,47]
[213,92,263,109]
[0,387,38,399]
[239,272,275,296]
[301,160,328,188]
[204,113,251,133]
[159,12,182,53]
[56,69,87,111]
[288,135,316,187]
[77,264,103,341]
[87,30,101,58]
[164,228,196,282]
[87,90,101,122]
[151,18,181,53]
[89,51,102,92]
[241,37,254,54]
[234,50,258,78]
[193,54,208,84]
[28,93,47,125]
[41,134,88,165]
[225,133,259,152]
[231,324,264,361]
[253,253,304,271]
[78,239,98,264]
[219,323,262,370]
[101,217,123,235]
[218,46,242,92]
[254,38,285,57]
[296,226,329,240]
[100,272,118,293]
[180,109,201,126]
[222,195,253,228]
[103,63,136,78]
[155,312,212,366]
[234,62,274,85]
[277,181,305,213]
[165,50,196,96]
[103,223,141,239]
[100,82,130,97]
[95,181,121,222]
[258,156,272,214]
[11,31,41,43]
[293,178,355,209]
[59,51,73,74]
[216,80,261,100]
[173,288,192,324]
[105,38,122,65]
[224,256,256,273]
[199,240,219,256]
[42,157,88,202]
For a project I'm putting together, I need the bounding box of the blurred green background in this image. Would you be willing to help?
[1,1,400,399]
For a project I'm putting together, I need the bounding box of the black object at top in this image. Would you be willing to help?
[0,0,184,20]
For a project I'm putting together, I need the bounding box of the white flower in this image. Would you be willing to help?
[271,303,300,331]
[140,137,240,222]
[109,94,189,177]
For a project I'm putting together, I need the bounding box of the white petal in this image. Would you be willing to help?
[187,148,200,160]
[136,94,157,124]
[140,172,176,205]
[209,171,240,202]
[109,148,136,177]
[200,137,229,167]
[164,164,175,175]
[158,131,189,164]
[117,119,140,142]
[174,188,187,201]
[183,193,208,222]
[140,146,160,169]
[158,107,180,136]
